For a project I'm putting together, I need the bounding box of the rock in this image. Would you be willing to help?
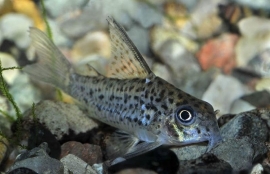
[60,141,102,165]
[196,34,239,73]
[74,55,108,76]
[240,90,270,108]
[181,0,223,40]
[171,144,207,161]
[177,68,219,99]
[178,153,232,174]
[212,137,254,173]
[236,17,270,68]
[127,24,150,56]
[0,135,8,165]
[220,110,268,162]
[59,0,136,38]
[60,154,98,174]
[250,163,264,174]
[0,13,33,49]
[7,143,64,173]
[44,0,89,18]
[150,25,199,53]
[233,0,270,10]
[230,99,256,114]
[129,1,162,28]
[152,63,173,85]
[47,19,73,48]
[256,78,270,92]
[9,73,41,115]
[71,31,111,62]
[116,168,157,174]
[0,52,19,85]
[23,100,98,141]
[202,74,248,115]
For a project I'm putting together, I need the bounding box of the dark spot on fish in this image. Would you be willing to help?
[134,96,139,100]
[138,120,142,125]
[124,93,128,103]
[133,117,138,122]
[145,91,149,98]
[150,88,155,94]
[161,104,168,110]
[151,105,158,112]
[183,100,188,105]
[150,96,154,101]
[168,98,174,104]
[147,81,153,86]
[158,80,163,85]
[141,110,145,114]
[197,128,201,134]
[129,104,133,109]
[157,111,161,115]
[146,115,150,120]
[155,98,161,102]
[145,103,151,110]
[135,104,138,108]
[178,93,183,98]
[159,90,165,98]
[81,86,85,92]
[89,89,93,96]
[98,88,101,92]
[206,127,210,132]
[140,99,144,105]
[129,86,134,91]
[194,103,199,108]
[168,91,174,96]
[110,95,114,101]
[83,98,87,104]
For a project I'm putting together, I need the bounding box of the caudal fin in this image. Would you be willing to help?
[24,28,72,92]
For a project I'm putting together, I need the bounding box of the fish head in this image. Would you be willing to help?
[161,97,222,151]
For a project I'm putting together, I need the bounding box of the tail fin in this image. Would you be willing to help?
[24,28,73,92]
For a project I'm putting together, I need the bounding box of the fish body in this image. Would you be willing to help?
[24,17,222,159]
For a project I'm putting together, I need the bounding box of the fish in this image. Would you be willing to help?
[24,17,222,160]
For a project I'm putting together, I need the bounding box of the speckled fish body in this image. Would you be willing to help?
[24,17,222,159]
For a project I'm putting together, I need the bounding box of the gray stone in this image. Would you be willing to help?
[178,153,232,174]
[60,154,97,174]
[128,1,162,28]
[23,100,98,140]
[233,0,270,10]
[230,99,256,114]
[7,143,64,174]
[212,137,254,173]
[171,144,207,161]
[152,63,173,85]
[241,90,270,108]
[44,0,89,18]
[9,73,41,115]
[127,25,150,56]
[0,13,33,49]
[202,74,248,115]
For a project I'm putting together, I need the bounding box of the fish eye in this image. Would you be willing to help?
[176,106,195,125]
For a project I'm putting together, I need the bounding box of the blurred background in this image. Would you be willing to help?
[0,0,270,122]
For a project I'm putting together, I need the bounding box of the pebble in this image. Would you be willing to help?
[116,168,157,174]
[171,144,207,161]
[230,99,256,114]
[236,17,270,68]
[196,34,239,73]
[178,153,232,174]
[22,100,98,141]
[256,78,270,92]
[71,31,111,62]
[9,73,41,115]
[202,74,248,115]
[234,0,270,10]
[240,90,270,108]
[212,137,254,173]
[44,0,89,18]
[60,154,98,174]
[150,25,199,54]
[250,163,264,174]
[219,110,268,165]
[60,141,102,165]
[0,52,19,85]
[0,13,33,49]
[7,143,64,173]
[127,24,150,56]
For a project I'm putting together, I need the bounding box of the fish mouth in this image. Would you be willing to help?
[206,133,223,152]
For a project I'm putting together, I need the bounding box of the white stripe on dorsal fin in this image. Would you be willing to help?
[106,17,153,79]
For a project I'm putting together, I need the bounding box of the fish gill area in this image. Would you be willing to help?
[0,0,270,174]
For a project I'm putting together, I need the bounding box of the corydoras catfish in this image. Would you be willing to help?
[24,17,222,160]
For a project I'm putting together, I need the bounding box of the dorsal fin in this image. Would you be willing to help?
[106,17,153,79]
